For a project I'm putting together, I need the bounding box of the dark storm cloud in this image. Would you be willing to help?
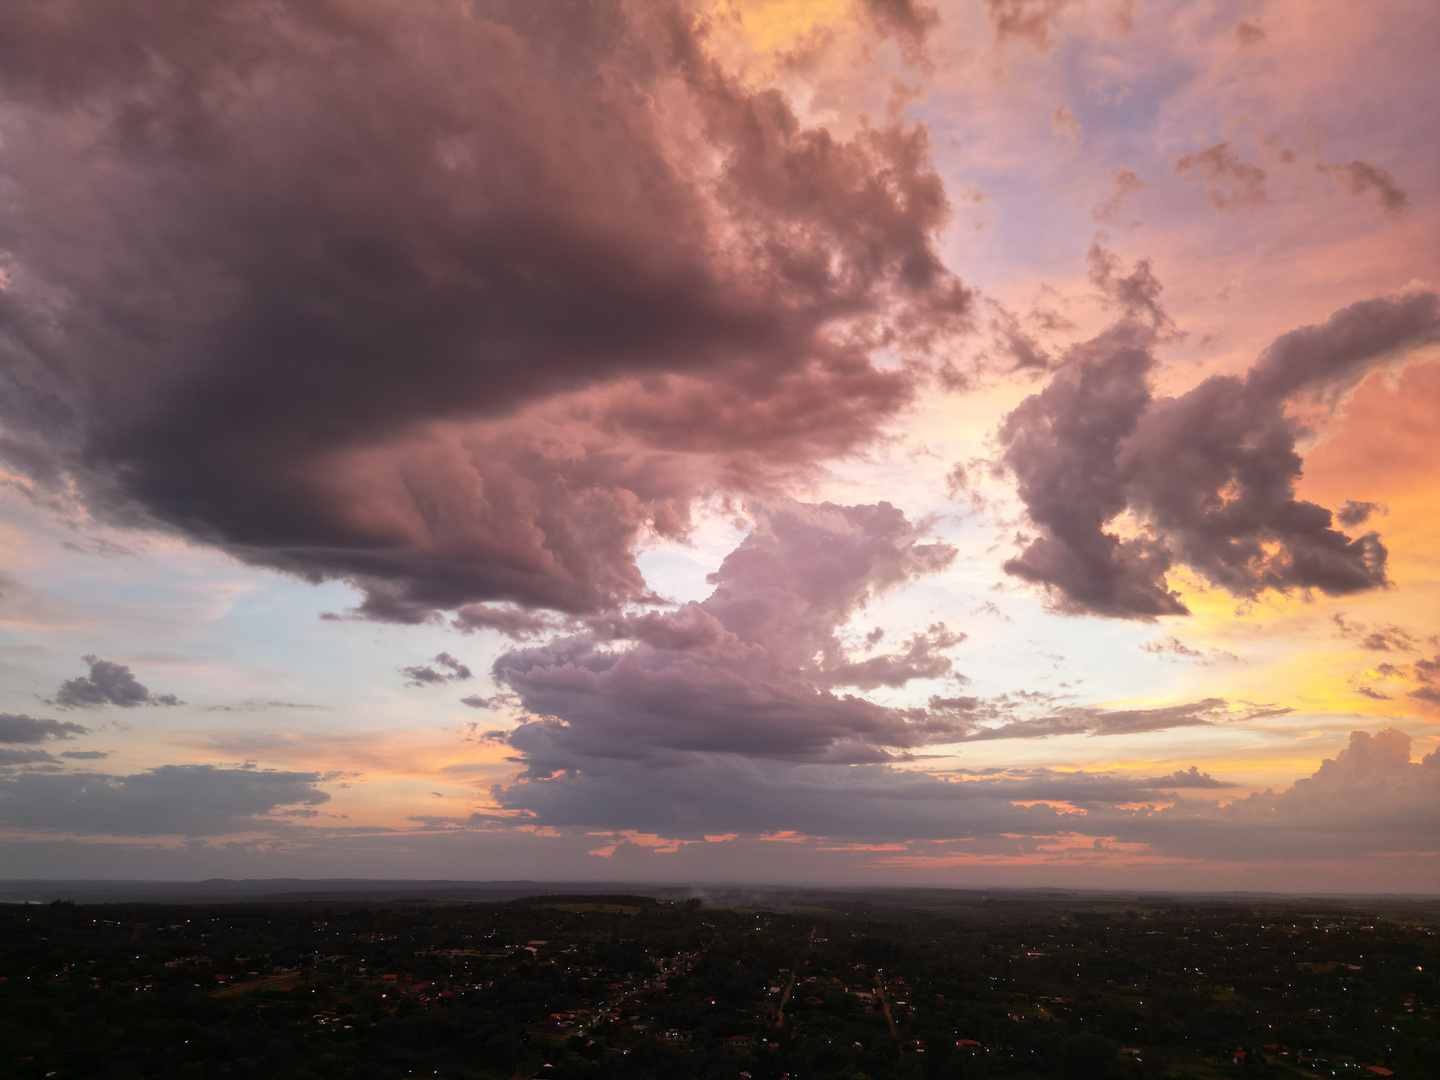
[0,0,969,621]
[999,287,1440,618]
[400,652,472,688]
[1174,142,1269,210]
[0,764,329,837]
[48,656,182,710]
[0,713,88,743]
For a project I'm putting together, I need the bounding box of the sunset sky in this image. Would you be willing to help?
[1,0,1437,891]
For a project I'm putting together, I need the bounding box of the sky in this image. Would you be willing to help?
[1,0,1438,892]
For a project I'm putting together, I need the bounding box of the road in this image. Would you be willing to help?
[874,980,900,1043]
[774,968,799,1029]
[209,972,299,998]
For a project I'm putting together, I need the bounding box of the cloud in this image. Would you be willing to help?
[58,536,136,558]
[400,652,472,687]
[452,604,560,639]
[1091,168,1143,223]
[1335,499,1382,527]
[204,699,327,713]
[1333,613,1418,652]
[1147,766,1232,789]
[47,656,182,709]
[0,0,970,622]
[1115,728,1440,859]
[486,729,1401,863]
[492,500,960,776]
[999,286,1440,617]
[859,0,940,64]
[1139,636,1238,664]
[954,697,1283,742]
[1325,160,1408,215]
[496,752,1238,843]
[0,748,57,766]
[814,622,966,690]
[1085,238,1174,335]
[484,498,1271,839]
[1174,142,1269,211]
[0,764,329,836]
[999,322,1185,618]
[1412,654,1440,705]
[983,302,1057,373]
[987,0,1070,49]
[1052,105,1081,142]
[1233,20,1265,47]
[0,713,89,743]
[1141,636,1202,659]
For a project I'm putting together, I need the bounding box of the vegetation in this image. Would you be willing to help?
[1,891,1434,1079]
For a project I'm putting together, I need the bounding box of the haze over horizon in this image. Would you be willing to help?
[1,0,1437,893]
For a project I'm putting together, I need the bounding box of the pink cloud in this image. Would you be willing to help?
[0,0,970,621]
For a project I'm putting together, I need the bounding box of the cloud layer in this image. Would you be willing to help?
[0,764,328,836]
[486,498,1283,842]
[0,713,88,743]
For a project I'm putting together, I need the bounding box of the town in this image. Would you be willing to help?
[1,889,1434,1078]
